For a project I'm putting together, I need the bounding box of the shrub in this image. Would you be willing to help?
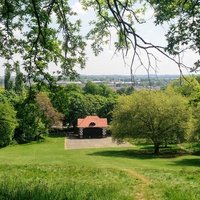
[0,102,17,147]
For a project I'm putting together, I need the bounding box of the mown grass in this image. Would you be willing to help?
[0,137,200,199]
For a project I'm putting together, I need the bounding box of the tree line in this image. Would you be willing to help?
[111,76,200,153]
[0,79,117,147]
[1,75,200,154]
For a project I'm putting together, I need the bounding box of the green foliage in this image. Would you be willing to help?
[168,76,200,98]
[82,0,146,54]
[84,81,115,97]
[111,90,191,153]
[0,102,17,147]
[51,87,88,128]
[167,77,200,142]
[149,0,200,70]
[14,61,24,94]
[51,83,117,127]
[15,101,45,143]
[117,86,135,95]
[84,81,101,95]
[84,94,105,115]
[4,63,13,91]
[0,0,86,84]
[97,96,116,122]
[191,103,200,141]
[36,92,63,129]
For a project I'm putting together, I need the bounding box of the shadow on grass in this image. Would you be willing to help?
[171,158,200,167]
[88,147,189,159]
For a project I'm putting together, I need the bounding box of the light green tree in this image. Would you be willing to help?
[111,90,191,153]
[0,102,17,147]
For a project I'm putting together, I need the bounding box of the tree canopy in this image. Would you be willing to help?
[0,0,199,84]
[111,90,191,153]
[0,0,86,85]
[0,102,17,147]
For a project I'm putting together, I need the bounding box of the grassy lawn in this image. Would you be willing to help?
[0,137,200,200]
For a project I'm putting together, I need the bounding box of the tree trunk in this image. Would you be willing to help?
[164,141,168,148]
[154,143,160,154]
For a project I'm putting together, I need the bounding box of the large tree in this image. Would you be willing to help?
[51,87,88,128]
[0,0,86,86]
[111,90,191,153]
[82,0,200,77]
[1,0,199,84]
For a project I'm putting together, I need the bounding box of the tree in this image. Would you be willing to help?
[83,81,103,95]
[84,94,105,115]
[14,101,44,143]
[0,0,86,86]
[82,0,200,76]
[4,63,13,91]
[191,102,200,141]
[97,96,116,123]
[0,102,17,147]
[117,86,135,95]
[35,92,63,128]
[51,87,88,129]
[148,0,200,71]
[111,90,190,153]
[169,77,200,98]
[1,1,199,83]
[14,62,24,94]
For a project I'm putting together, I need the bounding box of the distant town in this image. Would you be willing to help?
[0,74,180,90]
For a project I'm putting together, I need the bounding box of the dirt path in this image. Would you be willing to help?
[65,137,132,149]
[123,169,151,200]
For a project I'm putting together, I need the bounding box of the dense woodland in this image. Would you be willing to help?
[1,74,200,154]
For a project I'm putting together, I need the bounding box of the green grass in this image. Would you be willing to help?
[0,137,200,199]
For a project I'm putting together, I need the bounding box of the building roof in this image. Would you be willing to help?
[77,116,108,128]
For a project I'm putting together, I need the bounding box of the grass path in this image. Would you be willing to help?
[123,169,151,200]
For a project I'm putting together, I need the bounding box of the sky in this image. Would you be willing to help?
[70,1,199,76]
[0,1,199,77]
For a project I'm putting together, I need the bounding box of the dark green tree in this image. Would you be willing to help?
[83,81,103,95]
[51,87,88,129]
[15,100,45,143]
[14,62,24,94]
[4,63,13,91]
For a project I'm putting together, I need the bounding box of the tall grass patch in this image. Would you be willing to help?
[0,165,137,200]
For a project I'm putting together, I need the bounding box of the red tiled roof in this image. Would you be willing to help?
[77,116,108,128]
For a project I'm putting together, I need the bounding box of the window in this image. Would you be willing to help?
[89,122,96,127]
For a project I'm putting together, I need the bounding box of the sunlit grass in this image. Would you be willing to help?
[0,137,200,199]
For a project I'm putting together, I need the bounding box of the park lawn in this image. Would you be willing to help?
[0,137,199,200]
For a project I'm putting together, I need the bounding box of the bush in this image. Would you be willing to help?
[0,103,17,147]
